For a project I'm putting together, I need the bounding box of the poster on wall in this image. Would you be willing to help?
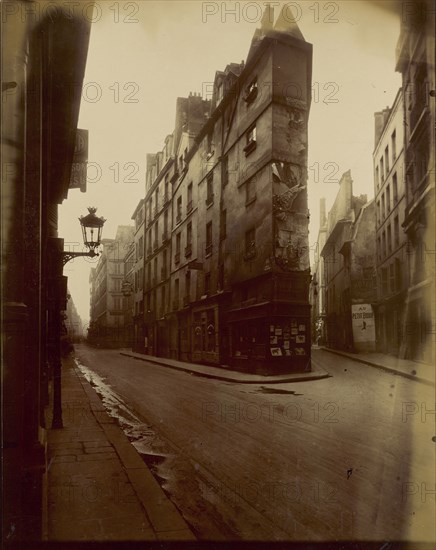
[351,304,376,352]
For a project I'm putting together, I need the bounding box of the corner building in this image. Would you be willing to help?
[144,11,313,374]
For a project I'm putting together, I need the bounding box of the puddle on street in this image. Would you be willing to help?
[257,387,303,396]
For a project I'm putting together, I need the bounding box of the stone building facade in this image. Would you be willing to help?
[373,89,408,355]
[89,226,134,347]
[321,171,377,352]
[139,8,313,373]
[395,0,435,364]
[2,1,92,539]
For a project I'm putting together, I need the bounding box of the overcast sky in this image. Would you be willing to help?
[59,0,402,326]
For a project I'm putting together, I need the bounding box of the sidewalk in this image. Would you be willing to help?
[46,356,195,542]
[119,350,330,383]
[321,346,435,386]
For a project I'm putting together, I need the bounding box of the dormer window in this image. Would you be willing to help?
[243,124,257,156]
[244,77,258,104]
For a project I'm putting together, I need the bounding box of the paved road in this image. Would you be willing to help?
[73,344,435,542]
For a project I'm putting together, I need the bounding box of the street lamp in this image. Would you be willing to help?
[50,207,106,429]
[61,207,106,265]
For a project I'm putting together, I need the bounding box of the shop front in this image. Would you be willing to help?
[191,304,220,365]
[227,302,311,374]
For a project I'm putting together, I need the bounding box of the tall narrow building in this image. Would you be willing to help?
[141,7,313,373]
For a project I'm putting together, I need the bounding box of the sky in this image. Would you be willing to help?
[58,0,402,326]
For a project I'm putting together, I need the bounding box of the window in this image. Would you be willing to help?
[393,173,398,203]
[387,224,392,254]
[385,146,389,175]
[139,268,143,291]
[222,155,229,187]
[381,193,386,219]
[220,209,226,240]
[187,183,193,212]
[382,267,388,294]
[375,166,379,189]
[176,196,182,223]
[244,227,256,259]
[153,223,158,250]
[204,272,211,295]
[380,158,384,182]
[245,178,256,205]
[173,278,179,309]
[147,264,151,288]
[164,210,168,237]
[162,249,167,280]
[153,257,157,285]
[244,77,258,104]
[154,188,159,216]
[377,236,381,261]
[187,222,192,245]
[164,174,169,202]
[206,172,214,206]
[161,285,166,316]
[185,222,192,257]
[185,271,191,301]
[391,130,396,162]
[175,233,181,263]
[395,258,402,292]
[244,124,257,155]
[206,222,213,256]
[389,263,395,293]
[394,216,400,248]
[376,201,381,226]
[386,185,391,212]
[382,230,386,257]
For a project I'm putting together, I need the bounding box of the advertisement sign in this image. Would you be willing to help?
[69,129,88,193]
[351,303,376,352]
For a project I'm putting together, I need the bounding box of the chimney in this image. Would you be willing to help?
[374,106,391,147]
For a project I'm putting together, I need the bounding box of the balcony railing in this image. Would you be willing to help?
[185,243,192,257]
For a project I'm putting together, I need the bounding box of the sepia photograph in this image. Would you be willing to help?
[1,0,435,546]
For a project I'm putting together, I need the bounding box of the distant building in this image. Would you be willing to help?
[140,7,313,373]
[310,198,328,345]
[123,241,135,348]
[321,171,377,352]
[131,199,145,351]
[395,0,435,363]
[89,226,134,347]
[373,89,408,355]
[65,292,84,342]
